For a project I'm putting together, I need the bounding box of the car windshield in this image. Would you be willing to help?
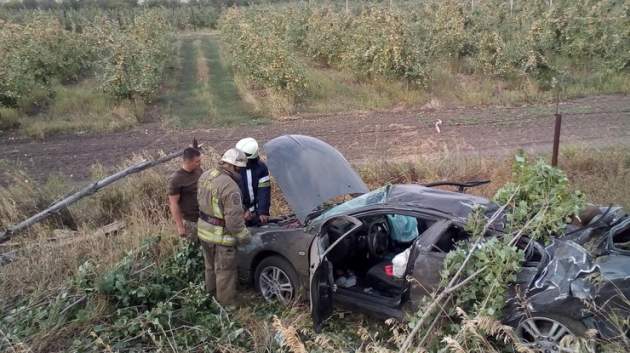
[315,186,389,221]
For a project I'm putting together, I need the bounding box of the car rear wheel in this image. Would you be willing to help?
[254,256,299,305]
[514,314,593,353]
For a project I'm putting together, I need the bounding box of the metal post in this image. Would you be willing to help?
[551,113,562,167]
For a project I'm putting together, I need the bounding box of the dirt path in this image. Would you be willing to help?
[0,94,628,182]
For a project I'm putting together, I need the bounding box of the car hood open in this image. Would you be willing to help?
[263,135,369,223]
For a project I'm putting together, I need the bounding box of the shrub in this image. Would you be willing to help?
[0,107,20,130]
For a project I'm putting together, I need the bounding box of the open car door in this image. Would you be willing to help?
[405,220,453,306]
[309,215,362,332]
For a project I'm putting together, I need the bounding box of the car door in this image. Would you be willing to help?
[309,215,362,332]
[404,219,453,308]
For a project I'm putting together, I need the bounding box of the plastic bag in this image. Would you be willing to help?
[392,248,411,278]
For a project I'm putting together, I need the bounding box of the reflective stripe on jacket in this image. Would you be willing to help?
[197,168,250,246]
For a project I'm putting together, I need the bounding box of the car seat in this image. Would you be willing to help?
[365,260,405,295]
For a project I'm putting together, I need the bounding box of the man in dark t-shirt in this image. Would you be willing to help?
[168,147,202,241]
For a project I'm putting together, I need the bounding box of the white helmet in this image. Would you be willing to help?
[221,148,247,167]
[236,137,259,159]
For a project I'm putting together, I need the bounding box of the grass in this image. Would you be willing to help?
[302,62,428,112]
[158,36,208,127]
[159,33,262,128]
[232,50,630,115]
[10,80,142,139]
[202,34,262,125]
[1,146,629,352]
[0,107,20,131]
[2,32,263,138]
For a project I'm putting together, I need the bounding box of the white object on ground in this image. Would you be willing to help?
[434,119,442,133]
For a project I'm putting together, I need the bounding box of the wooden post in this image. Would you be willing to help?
[551,88,561,167]
[551,113,562,167]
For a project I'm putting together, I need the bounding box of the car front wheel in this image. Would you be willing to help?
[254,256,299,305]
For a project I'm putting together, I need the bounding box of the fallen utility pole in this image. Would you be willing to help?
[0,145,201,244]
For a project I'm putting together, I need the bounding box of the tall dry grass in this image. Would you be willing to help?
[359,146,630,210]
[0,150,219,301]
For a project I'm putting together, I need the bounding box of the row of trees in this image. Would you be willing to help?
[219,0,629,99]
[0,11,174,113]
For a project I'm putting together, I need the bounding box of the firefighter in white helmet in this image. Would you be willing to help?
[235,137,271,226]
[197,148,250,305]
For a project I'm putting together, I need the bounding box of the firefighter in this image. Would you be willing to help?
[235,137,271,226]
[197,148,250,305]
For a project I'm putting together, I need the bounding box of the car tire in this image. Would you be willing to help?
[254,256,300,305]
[511,313,595,353]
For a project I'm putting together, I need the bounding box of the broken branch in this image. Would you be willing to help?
[399,190,518,353]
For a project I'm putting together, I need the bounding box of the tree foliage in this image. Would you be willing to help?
[219,7,308,100]
[494,153,585,243]
[0,9,174,112]
[218,0,629,96]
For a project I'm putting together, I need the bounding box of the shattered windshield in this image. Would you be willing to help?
[315,186,389,221]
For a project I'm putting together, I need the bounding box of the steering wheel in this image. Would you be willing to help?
[367,220,390,258]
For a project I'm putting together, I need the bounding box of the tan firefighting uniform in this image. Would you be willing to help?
[197,167,250,305]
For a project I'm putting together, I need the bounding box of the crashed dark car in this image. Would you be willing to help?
[236,135,630,351]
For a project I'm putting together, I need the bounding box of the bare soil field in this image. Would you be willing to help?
[0,94,628,182]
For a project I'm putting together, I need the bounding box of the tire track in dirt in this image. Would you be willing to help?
[0,95,628,182]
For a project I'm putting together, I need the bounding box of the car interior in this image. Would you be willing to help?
[612,222,630,252]
[322,213,441,308]
[320,213,547,314]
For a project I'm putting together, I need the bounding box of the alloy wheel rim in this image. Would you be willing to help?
[516,317,581,353]
[259,266,294,304]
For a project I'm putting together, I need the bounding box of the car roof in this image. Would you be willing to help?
[384,184,500,220]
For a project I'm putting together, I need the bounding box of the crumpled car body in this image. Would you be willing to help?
[236,135,630,345]
[505,209,630,340]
